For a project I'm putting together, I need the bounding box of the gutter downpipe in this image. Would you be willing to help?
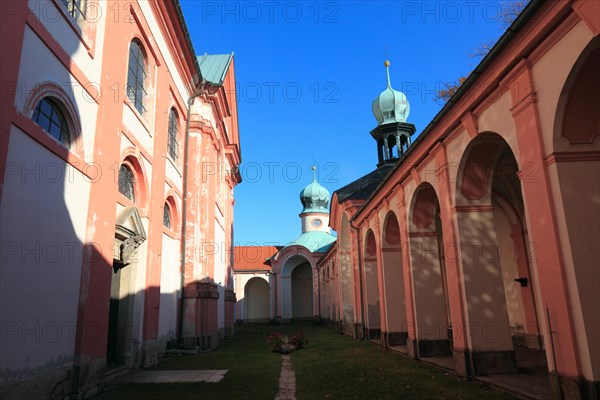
[317,265,321,322]
[178,81,207,347]
[350,220,366,340]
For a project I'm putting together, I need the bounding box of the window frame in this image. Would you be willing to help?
[126,39,147,115]
[167,108,179,161]
[163,202,171,229]
[32,96,72,148]
[118,164,136,202]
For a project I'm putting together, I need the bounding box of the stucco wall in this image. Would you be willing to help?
[0,127,90,380]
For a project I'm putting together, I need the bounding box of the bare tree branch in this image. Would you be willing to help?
[434,0,530,104]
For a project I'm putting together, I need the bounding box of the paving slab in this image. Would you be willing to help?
[112,370,228,384]
[477,373,552,400]
[275,354,296,400]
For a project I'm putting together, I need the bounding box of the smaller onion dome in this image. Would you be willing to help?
[372,60,410,125]
[299,167,330,214]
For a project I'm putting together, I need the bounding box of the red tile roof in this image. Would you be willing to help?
[234,246,280,271]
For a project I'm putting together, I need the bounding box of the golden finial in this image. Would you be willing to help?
[384,60,390,67]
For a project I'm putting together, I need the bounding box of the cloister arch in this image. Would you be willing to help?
[363,229,380,339]
[408,183,451,358]
[455,132,543,375]
[552,35,600,384]
[381,211,407,346]
[280,253,315,320]
[291,263,313,319]
[244,277,270,322]
[339,212,355,335]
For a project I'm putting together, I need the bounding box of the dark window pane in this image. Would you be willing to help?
[118,165,135,202]
[127,40,146,115]
[36,113,51,130]
[168,108,178,160]
[62,0,87,20]
[61,128,70,145]
[49,123,62,141]
[33,97,71,148]
[40,98,52,115]
[163,204,171,228]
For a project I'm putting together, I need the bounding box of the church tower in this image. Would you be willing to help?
[371,60,416,167]
[299,166,331,234]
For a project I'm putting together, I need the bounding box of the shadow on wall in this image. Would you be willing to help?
[0,120,188,398]
[181,279,235,350]
[1,106,88,399]
[242,277,270,322]
[0,2,115,397]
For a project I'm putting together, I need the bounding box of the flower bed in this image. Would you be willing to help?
[267,331,309,353]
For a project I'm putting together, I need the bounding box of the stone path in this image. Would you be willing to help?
[112,369,228,383]
[274,354,296,400]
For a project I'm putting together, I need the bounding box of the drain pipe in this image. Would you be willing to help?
[546,304,563,400]
[178,82,207,347]
[316,265,321,321]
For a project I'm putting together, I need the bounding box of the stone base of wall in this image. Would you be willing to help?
[142,337,174,366]
[342,320,354,336]
[180,332,221,350]
[581,378,600,400]
[472,350,517,375]
[367,328,381,340]
[522,334,544,350]
[408,339,451,358]
[354,323,364,340]
[224,325,236,339]
[180,335,198,349]
[452,348,516,376]
[386,331,408,346]
[337,320,344,332]
[199,331,220,350]
[549,374,600,400]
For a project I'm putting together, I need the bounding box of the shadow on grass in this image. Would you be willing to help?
[91,325,287,400]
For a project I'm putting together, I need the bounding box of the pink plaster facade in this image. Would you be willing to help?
[318,1,600,399]
[0,1,241,399]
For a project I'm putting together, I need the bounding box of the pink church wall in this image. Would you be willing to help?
[319,2,600,398]
[0,1,241,398]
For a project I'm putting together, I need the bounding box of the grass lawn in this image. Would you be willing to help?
[92,324,518,400]
[292,325,518,400]
[91,325,282,400]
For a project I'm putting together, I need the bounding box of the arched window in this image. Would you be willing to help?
[32,97,71,148]
[163,202,171,229]
[167,108,179,160]
[127,40,147,115]
[118,164,136,202]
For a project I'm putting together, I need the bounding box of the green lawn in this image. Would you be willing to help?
[92,324,518,400]
[92,325,281,400]
[292,325,517,400]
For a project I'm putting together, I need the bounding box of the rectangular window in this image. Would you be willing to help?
[61,0,87,21]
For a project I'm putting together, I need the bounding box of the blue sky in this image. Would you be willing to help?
[179,1,510,245]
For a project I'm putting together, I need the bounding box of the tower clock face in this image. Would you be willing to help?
[312,219,322,227]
